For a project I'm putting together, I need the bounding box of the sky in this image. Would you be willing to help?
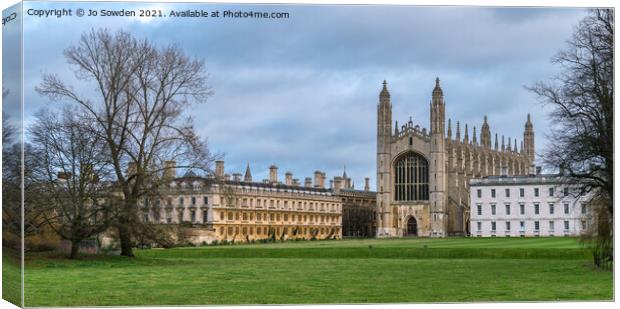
[4,1,589,188]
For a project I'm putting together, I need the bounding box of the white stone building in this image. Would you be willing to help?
[469,171,591,237]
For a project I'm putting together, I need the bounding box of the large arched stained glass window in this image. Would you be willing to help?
[394,152,429,201]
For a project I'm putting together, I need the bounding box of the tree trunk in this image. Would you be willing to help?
[69,239,80,259]
[118,224,134,257]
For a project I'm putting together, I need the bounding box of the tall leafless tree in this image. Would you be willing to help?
[528,9,613,266]
[36,28,215,256]
[29,108,115,258]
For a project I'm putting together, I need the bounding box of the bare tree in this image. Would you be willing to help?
[2,84,12,144]
[29,108,115,258]
[1,89,25,248]
[36,28,214,256]
[528,9,613,267]
[2,90,50,246]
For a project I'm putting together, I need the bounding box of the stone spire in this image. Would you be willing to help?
[463,124,469,143]
[432,77,443,97]
[377,79,393,178]
[520,141,524,153]
[456,121,461,141]
[481,115,491,148]
[430,77,445,136]
[525,113,533,129]
[472,126,477,144]
[514,139,518,153]
[523,113,535,162]
[494,133,499,150]
[395,120,399,135]
[244,163,252,182]
[380,80,390,101]
[501,135,505,151]
[507,137,512,151]
[447,118,452,139]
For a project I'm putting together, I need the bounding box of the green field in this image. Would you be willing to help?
[19,237,613,306]
[2,248,21,307]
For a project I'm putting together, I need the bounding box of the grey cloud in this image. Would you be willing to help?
[20,3,587,188]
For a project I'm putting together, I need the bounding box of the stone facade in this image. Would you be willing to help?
[376,78,535,237]
[141,161,343,244]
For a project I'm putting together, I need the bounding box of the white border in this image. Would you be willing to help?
[1,1,617,309]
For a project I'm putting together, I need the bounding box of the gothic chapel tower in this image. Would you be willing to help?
[429,78,448,236]
[375,77,532,238]
[376,81,394,236]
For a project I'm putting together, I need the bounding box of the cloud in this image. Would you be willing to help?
[20,3,588,188]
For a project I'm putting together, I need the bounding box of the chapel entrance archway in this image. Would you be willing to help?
[406,216,418,236]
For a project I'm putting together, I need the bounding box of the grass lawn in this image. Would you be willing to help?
[21,237,612,306]
[2,248,21,307]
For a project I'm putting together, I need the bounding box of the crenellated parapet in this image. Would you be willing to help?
[392,117,430,141]
[443,113,534,177]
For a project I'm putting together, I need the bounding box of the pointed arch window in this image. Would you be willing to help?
[394,152,429,201]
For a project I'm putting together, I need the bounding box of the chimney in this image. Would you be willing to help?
[334,176,343,193]
[82,163,95,182]
[57,172,72,180]
[164,160,176,179]
[269,165,278,184]
[127,162,137,177]
[536,166,542,175]
[329,180,334,189]
[285,172,293,186]
[304,177,312,188]
[334,176,342,193]
[215,160,225,179]
[501,166,508,177]
[364,177,370,191]
[314,171,324,188]
[529,164,536,175]
[232,173,242,182]
[293,178,301,186]
[224,173,231,181]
